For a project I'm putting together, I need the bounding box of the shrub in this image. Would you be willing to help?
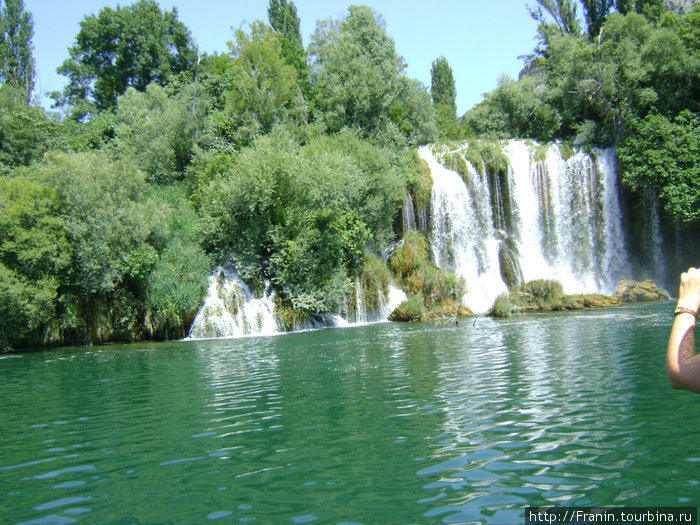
[516,279,565,310]
[491,293,514,318]
[389,231,465,309]
[389,294,425,322]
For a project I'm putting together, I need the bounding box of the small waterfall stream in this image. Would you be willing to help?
[187,268,279,339]
[188,268,406,340]
[423,141,630,313]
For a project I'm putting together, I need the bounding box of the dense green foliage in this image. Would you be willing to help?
[617,110,700,222]
[0,85,59,174]
[0,0,34,99]
[56,0,196,117]
[1,0,697,349]
[0,150,212,349]
[308,5,437,146]
[198,128,408,312]
[465,1,699,223]
[388,231,465,313]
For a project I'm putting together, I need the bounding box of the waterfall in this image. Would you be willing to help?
[349,276,407,325]
[424,145,508,313]
[188,268,407,340]
[402,193,417,234]
[187,268,280,339]
[423,141,630,313]
[647,197,666,280]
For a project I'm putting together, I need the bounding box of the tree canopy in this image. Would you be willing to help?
[0,0,34,100]
[56,0,196,117]
[309,5,436,145]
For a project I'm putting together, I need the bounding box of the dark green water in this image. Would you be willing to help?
[1,303,698,524]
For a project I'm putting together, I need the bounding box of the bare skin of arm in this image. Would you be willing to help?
[666,267,700,393]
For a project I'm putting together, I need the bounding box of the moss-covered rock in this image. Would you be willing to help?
[274,297,311,332]
[563,294,623,309]
[411,156,432,214]
[425,299,473,321]
[388,231,465,308]
[498,243,523,290]
[462,139,509,178]
[389,294,425,322]
[613,279,670,303]
[488,279,627,317]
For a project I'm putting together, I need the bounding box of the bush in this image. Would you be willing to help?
[389,231,465,308]
[389,294,425,322]
[491,293,514,318]
[518,279,565,310]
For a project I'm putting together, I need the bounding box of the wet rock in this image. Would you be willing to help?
[613,280,670,303]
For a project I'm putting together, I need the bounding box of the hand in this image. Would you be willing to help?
[677,267,700,313]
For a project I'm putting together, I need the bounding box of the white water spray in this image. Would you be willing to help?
[187,268,280,339]
[423,141,629,313]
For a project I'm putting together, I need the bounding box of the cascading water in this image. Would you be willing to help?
[646,196,666,280]
[350,276,407,325]
[402,194,417,234]
[423,141,630,313]
[188,268,407,340]
[424,145,508,313]
[187,268,280,339]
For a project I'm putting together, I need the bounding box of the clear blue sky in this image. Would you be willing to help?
[24,0,540,115]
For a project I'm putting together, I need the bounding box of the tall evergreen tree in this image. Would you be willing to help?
[581,0,615,39]
[615,0,664,16]
[430,56,460,139]
[0,0,35,100]
[268,0,301,43]
[267,0,306,80]
[430,56,456,113]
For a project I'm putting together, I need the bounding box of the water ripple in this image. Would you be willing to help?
[1,305,697,523]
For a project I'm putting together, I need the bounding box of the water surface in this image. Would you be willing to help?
[1,303,697,524]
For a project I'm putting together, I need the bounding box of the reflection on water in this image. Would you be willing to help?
[1,303,698,524]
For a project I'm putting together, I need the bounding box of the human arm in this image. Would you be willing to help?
[666,267,700,393]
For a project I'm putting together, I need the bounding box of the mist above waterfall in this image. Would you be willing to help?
[423,141,631,313]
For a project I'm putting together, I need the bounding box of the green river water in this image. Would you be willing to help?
[1,303,698,524]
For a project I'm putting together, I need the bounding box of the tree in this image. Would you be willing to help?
[56,0,196,117]
[0,84,58,173]
[309,6,404,133]
[113,83,212,183]
[581,0,615,39]
[617,110,700,223]
[0,176,69,349]
[529,0,581,38]
[430,57,456,112]
[267,0,306,77]
[615,0,664,17]
[222,21,306,146]
[309,6,434,145]
[463,75,561,141]
[0,0,35,100]
[430,56,459,139]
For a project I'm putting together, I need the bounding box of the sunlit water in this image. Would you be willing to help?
[1,303,698,524]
